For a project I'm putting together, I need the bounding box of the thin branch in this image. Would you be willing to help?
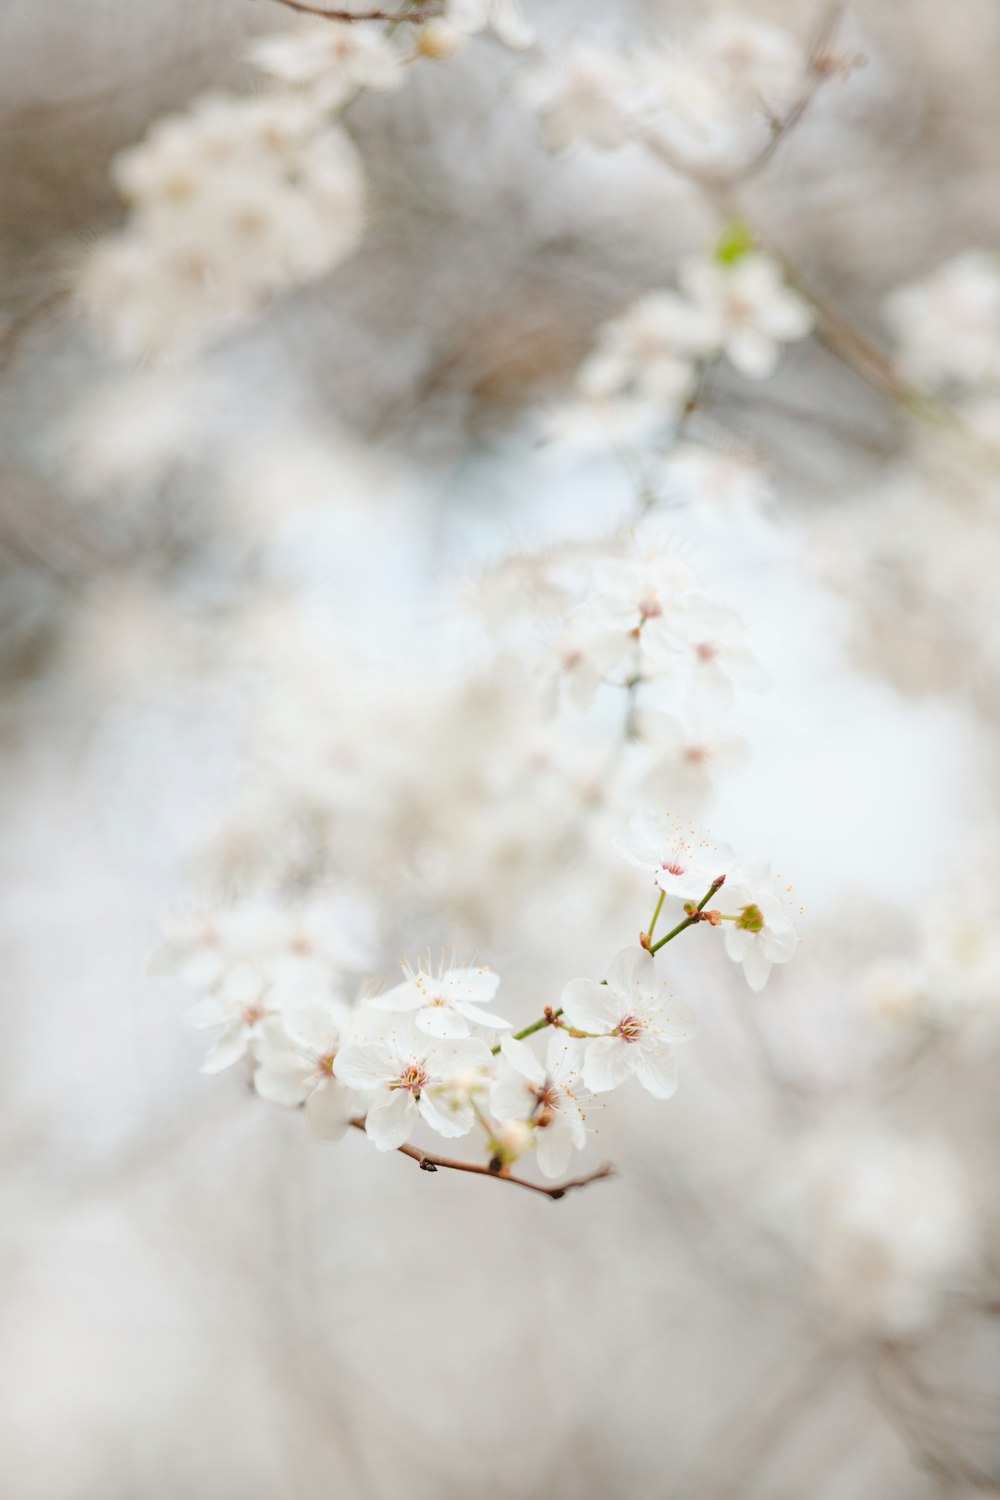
[349,1119,615,1200]
[268,0,442,21]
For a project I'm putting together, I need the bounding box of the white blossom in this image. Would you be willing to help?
[333,1032,493,1149]
[560,946,695,1097]
[518,42,634,151]
[444,0,534,50]
[722,859,799,992]
[254,991,357,1139]
[368,960,511,1038]
[491,1033,589,1178]
[882,250,1000,390]
[247,21,405,108]
[186,964,275,1073]
[614,812,732,904]
[679,253,815,379]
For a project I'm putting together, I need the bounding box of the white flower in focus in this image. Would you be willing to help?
[248,22,404,107]
[254,991,357,1138]
[186,964,275,1073]
[614,811,732,904]
[444,0,535,49]
[882,250,1000,390]
[791,1127,977,1335]
[334,1033,493,1149]
[680,253,814,379]
[518,42,635,151]
[723,859,799,991]
[369,961,510,1038]
[491,1033,589,1178]
[561,946,695,1096]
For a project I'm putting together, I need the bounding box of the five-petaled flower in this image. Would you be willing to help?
[333,1032,493,1150]
[723,861,799,992]
[560,946,696,1097]
[254,991,357,1140]
[491,1033,589,1178]
[368,961,511,1039]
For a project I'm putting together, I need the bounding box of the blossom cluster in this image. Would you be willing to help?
[157,817,798,1184]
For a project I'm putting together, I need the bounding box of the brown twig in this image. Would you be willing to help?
[348,1119,615,1200]
[268,0,442,21]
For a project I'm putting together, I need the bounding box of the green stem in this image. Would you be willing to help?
[646,889,666,942]
[492,1008,563,1056]
[648,876,726,955]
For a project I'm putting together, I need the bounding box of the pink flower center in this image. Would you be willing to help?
[397,1063,428,1095]
[695,642,717,662]
[317,1052,336,1077]
[639,596,663,620]
[241,1003,267,1026]
[662,860,686,878]
[615,1014,644,1044]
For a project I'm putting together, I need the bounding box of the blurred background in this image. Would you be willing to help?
[2,0,1000,1496]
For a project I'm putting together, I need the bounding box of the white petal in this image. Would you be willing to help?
[560,978,620,1033]
[418,1089,474,1140]
[491,1068,534,1122]
[201,1025,249,1074]
[254,1063,312,1107]
[535,1117,575,1179]
[742,943,773,992]
[726,328,779,380]
[364,1089,416,1150]
[635,1045,679,1099]
[332,1042,397,1091]
[415,1006,470,1039]
[185,995,229,1031]
[368,980,423,1013]
[283,996,342,1055]
[458,1002,513,1030]
[499,1034,546,1086]
[305,1081,354,1141]
[582,1035,636,1093]
[606,946,657,1004]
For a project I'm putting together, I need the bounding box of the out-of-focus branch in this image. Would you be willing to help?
[348,1119,615,1200]
[268,0,443,21]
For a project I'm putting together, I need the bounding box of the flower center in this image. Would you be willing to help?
[397,1063,428,1095]
[317,1052,336,1077]
[662,860,686,877]
[736,903,765,934]
[242,1003,267,1026]
[639,595,663,620]
[615,1014,644,1043]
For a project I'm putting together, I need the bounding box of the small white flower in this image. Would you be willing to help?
[587,546,733,670]
[491,1033,589,1178]
[560,946,695,1097]
[882,250,1000,390]
[247,21,405,108]
[679,252,814,379]
[186,964,275,1073]
[254,991,357,1140]
[723,859,799,992]
[518,42,634,151]
[333,1033,493,1149]
[629,708,748,812]
[369,960,511,1038]
[614,811,732,904]
[444,0,534,50]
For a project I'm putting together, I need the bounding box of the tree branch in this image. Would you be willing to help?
[349,1119,615,1200]
[268,0,442,22]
